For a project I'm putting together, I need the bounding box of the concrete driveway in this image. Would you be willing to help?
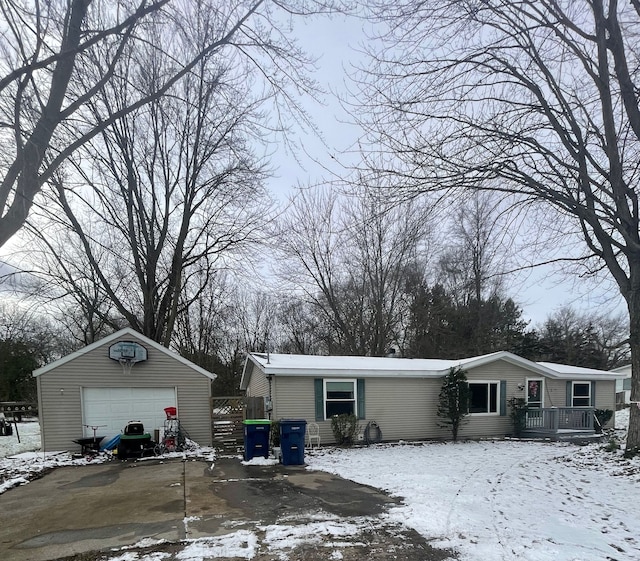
[0,457,453,561]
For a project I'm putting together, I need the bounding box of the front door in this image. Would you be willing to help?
[527,379,544,408]
[526,379,544,428]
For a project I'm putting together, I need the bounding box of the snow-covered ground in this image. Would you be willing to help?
[1,411,640,561]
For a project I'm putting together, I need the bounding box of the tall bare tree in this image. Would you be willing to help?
[438,193,511,306]
[0,0,342,248]
[357,1,640,452]
[275,185,433,355]
[25,5,274,345]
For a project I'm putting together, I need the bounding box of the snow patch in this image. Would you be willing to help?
[2,410,640,561]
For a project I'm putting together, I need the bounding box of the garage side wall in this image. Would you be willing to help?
[38,337,212,452]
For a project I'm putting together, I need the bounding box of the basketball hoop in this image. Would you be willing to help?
[109,340,147,373]
[119,358,135,375]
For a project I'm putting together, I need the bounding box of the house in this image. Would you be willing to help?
[611,364,632,407]
[34,328,216,452]
[240,351,623,443]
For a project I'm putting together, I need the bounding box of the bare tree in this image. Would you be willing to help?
[234,290,280,353]
[438,193,512,306]
[276,297,324,354]
[537,307,629,370]
[275,185,433,355]
[172,272,246,395]
[25,7,274,345]
[435,192,520,353]
[357,1,640,452]
[0,0,342,248]
[23,225,123,345]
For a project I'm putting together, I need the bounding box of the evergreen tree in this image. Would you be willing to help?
[437,367,470,441]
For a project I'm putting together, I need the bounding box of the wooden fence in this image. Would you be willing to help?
[211,396,265,448]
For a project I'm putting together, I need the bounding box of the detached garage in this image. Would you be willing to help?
[34,328,216,452]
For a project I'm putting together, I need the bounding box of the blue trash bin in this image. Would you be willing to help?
[243,419,271,461]
[280,419,307,465]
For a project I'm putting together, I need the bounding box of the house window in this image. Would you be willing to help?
[572,382,591,407]
[469,382,499,414]
[324,379,356,418]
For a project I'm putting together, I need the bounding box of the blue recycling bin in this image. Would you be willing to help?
[280,419,307,465]
[243,419,271,461]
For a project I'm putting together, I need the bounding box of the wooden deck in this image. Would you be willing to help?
[522,407,600,441]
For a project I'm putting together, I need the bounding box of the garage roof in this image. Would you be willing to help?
[33,327,216,380]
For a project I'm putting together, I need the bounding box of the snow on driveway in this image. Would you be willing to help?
[3,414,640,561]
[306,436,640,561]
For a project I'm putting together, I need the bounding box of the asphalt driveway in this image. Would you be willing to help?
[0,456,453,561]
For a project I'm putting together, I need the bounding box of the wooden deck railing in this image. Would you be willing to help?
[525,407,594,433]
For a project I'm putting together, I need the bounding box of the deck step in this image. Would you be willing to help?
[522,430,604,444]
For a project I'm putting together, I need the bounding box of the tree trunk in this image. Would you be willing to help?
[626,287,640,452]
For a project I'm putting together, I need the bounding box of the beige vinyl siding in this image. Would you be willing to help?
[273,376,447,444]
[245,362,270,398]
[271,376,333,441]
[272,362,531,443]
[594,380,616,411]
[545,378,616,409]
[454,361,535,438]
[596,380,616,428]
[261,359,619,443]
[544,378,569,408]
[272,376,314,421]
[546,377,616,428]
[38,336,212,451]
[363,377,448,440]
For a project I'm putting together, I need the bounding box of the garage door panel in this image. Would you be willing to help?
[82,388,176,439]
[134,402,164,416]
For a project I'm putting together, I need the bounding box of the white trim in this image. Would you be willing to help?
[33,327,216,380]
[468,380,500,416]
[571,380,592,408]
[323,378,357,421]
[526,378,544,408]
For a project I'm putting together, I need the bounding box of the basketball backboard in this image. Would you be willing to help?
[108,341,148,363]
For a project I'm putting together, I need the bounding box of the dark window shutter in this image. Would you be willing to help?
[566,381,572,406]
[499,380,507,416]
[314,378,324,421]
[591,381,596,407]
[357,378,366,419]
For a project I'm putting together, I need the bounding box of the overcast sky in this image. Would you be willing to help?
[0,11,627,329]
[267,12,626,327]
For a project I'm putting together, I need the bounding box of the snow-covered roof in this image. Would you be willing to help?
[240,350,622,389]
[539,361,627,380]
[33,327,217,380]
[611,364,632,376]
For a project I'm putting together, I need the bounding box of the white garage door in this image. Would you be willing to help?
[82,387,177,439]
